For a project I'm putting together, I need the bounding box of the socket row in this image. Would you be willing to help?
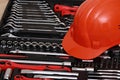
[0,40,65,53]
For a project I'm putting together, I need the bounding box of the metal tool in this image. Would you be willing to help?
[13,1,48,6]
[8,14,62,23]
[14,75,52,80]
[97,70,120,73]
[88,69,120,79]
[21,69,78,76]
[10,12,56,18]
[3,23,67,33]
[7,18,60,23]
[11,3,54,12]
[6,21,64,27]
[72,67,94,72]
[11,7,55,13]
[9,13,59,22]
[0,60,71,71]
[88,75,120,79]
[10,11,56,16]
[10,9,55,15]
[17,69,78,80]
[0,59,71,66]
[7,15,64,26]
[89,71,120,76]
[3,24,66,34]
[12,5,51,10]
[13,2,48,7]
[10,50,69,56]
[7,15,60,23]
[34,75,77,80]
[9,12,59,22]
[0,54,27,58]
[13,5,50,10]
[15,0,46,3]
[4,68,12,80]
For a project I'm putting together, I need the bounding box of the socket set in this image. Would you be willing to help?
[1,0,120,80]
[0,37,75,63]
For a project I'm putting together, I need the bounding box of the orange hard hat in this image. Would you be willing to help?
[62,0,120,60]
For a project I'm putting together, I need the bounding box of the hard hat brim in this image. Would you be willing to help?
[62,27,109,60]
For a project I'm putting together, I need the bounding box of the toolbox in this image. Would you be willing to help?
[0,0,120,80]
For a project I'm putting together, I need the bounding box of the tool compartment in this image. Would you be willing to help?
[1,0,120,80]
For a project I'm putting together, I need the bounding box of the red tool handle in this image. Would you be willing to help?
[0,54,27,58]
[61,10,76,16]
[54,4,79,12]
[0,60,71,71]
[0,60,46,70]
[46,65,71,71]
[14,75,52,80]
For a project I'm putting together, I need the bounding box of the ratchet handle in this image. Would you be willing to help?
[0,60,46,70]
[14,75,43,80]
[45,65,71,71]
[61,10,76,16]
[0,60,71,71]
[54,4,78,12]
[0,54,27,58]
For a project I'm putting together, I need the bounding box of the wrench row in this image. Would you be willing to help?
[11,0,61,21]
[3,0,67,37]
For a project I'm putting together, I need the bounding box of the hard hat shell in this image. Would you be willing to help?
[62,0,120,59]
